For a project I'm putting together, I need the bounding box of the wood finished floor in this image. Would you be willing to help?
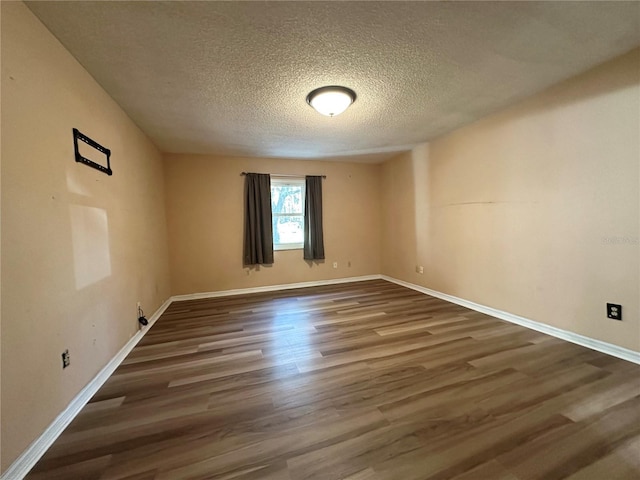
[26,280,640,480]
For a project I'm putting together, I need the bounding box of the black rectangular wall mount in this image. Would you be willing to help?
[73,128,112,175]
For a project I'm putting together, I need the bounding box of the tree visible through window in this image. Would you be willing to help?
[271,177,305,250]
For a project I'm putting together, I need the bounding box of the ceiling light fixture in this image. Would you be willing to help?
[306,86,356,117]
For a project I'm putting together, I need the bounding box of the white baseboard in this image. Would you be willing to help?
[1,298,172,480]
[170,274,383,302]
[0,275,381,479]
[382,275,640,365]
[6,274,637,479]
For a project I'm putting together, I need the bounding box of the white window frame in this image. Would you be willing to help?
[271,176,305,251]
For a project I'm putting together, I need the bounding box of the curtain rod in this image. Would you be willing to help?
[241,172,326,179]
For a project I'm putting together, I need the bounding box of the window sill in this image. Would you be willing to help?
[274,244,303,251]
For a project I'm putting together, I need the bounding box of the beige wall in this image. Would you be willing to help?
[1,2,171,471]
[382,49,640,351]
[164,154,381,295]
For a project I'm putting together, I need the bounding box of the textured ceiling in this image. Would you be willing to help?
[26,1,640,163]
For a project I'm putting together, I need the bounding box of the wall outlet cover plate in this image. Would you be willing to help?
[62,349,70,368]
[607,303,622,321]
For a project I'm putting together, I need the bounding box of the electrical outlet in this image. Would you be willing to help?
[333,262,338,269]
[62,349,70,369]
[416,265,424,274]
[607,303,622,321]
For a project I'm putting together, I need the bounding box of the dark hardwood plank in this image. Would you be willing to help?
[26,280,640,479]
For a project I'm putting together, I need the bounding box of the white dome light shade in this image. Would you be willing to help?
[306,86,356,117]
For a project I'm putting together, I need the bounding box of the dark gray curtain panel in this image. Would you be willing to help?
[243,173,274,265]
[304,175,325,260]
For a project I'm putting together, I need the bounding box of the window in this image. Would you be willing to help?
[271,177,305,250]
